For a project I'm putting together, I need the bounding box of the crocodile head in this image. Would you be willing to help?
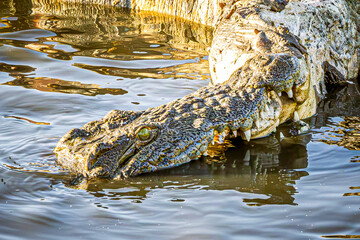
[54,101,218,179]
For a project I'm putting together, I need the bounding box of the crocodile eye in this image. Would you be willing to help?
[137,127,150,141]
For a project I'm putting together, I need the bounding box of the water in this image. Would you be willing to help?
[0,1,359,239]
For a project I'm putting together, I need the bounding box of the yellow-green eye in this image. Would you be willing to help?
[137,127,150,141]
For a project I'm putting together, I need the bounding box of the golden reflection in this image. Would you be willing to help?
[0,0,212,95]
[322,235,360,239]
[3,163,68,175]
[343,192,360,196]
[0,62,127,96]
[319,116,360,151]
[344,184,360,197]
[4,115,50,125]
[0,62,36,73]
[3,75,128,96]
[135,11,212,53]
[0,20,10,30]
[29,0,212,62]
[74,59,209,80]
[25,42,72,60]
[315,84,360,150]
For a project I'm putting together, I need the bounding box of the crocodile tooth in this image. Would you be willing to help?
[286,89,293,98]
[222,131,227,138]
[279,132,285,141]
[203,151,209,156]
[212,140,215,145]
[293,111,300,122]
[244,149,250,162]
[277,91,282,97]
[233,130,237,137]
[244,129,251,142]
[232,161,236,168]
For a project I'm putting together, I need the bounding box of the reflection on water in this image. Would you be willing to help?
[4,74,129,96]
[319,116,360,151]
[314,83,360,151]
[4,115,50,125]
[0,62,35,73]
[0,0,211,98]
[0,0,359,239]
[72,134,310,206]
[73,59,210,81]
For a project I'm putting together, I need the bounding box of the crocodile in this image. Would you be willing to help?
[53,0,360,179]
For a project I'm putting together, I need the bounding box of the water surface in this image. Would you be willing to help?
[0,1,359,239]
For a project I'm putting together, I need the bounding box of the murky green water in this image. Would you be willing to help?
[0,1,359,239]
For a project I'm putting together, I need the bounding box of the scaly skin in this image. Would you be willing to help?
[54,0,359,179]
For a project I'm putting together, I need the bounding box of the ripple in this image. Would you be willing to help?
[0,29,56,41]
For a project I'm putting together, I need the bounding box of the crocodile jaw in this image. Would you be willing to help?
[112,125,215,178]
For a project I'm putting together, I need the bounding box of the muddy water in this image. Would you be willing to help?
[0,1,359,239]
